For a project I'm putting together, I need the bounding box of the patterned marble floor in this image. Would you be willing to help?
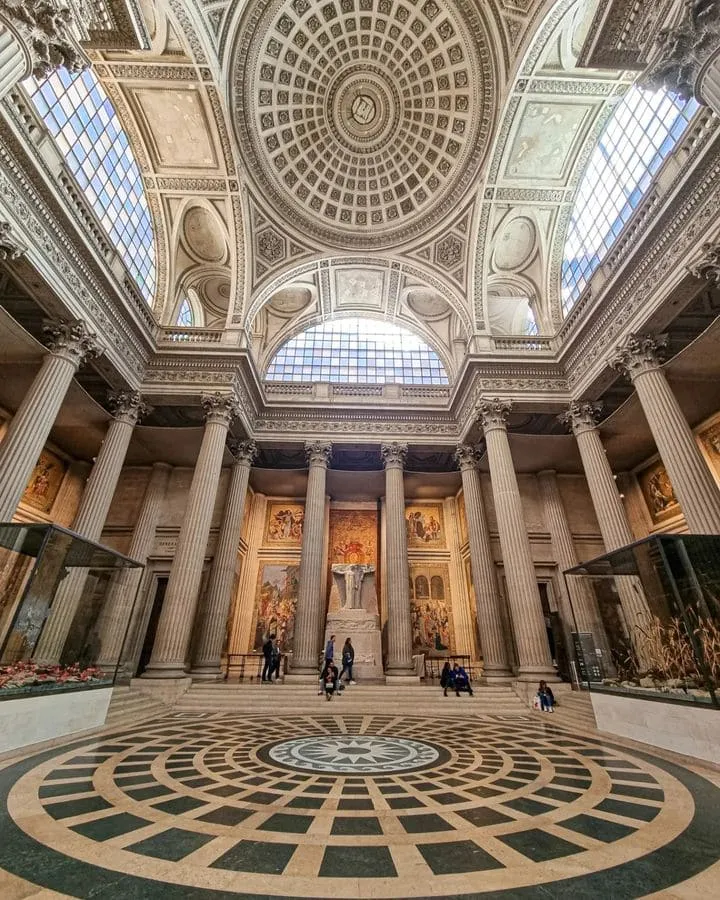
[1,711,719,898]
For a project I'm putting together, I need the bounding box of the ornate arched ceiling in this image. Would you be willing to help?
[229,0,497,250]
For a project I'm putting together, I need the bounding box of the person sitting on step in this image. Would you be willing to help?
[537,680,555,712]
[453,663,473,697]
[321,659,339,700]
[440,661,452,696]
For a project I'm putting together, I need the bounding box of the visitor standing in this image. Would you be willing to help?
[325,634,335,665]
[340,637,356,684]
[261,632,276,683]
[440,661,452,696]
[270,637,282,682]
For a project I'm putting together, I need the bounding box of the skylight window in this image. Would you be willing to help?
[27,68,157,304]
[561,87,698,315]
[176,297,194,327]
[266,317,449,385]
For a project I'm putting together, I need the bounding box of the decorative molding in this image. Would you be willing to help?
[107,388,152,424]
[42,317,102,366]
[475,396,512,431]
[608,332,668,379]
[0,0,88,80]
[558,400,603,435]
[305,440,332,467]
[201,390,240,425]
[229,438,257,466]
[688,241,720,283]
[0,220,26,259]
[454,444,480,470]
[380,442,408,468]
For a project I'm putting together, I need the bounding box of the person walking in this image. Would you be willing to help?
[340,637,356,684]
[261,632,276,683]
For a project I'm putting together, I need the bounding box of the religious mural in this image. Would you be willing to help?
[699,420,720,477]
[329,509,377,565]
[405,503,445,548]
[265,502,304,545]
[21,450,65,513]
[252,563,300,652]
[638,461,680,524]
[409,564,454,655]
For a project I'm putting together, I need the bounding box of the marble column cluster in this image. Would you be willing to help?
[610,334,720,534]
[143,393,239,679]
[476,399,556,681]
[455,445,511,681]
[0,320,100,523]
[289,442,332,675]
[382,442,416,678]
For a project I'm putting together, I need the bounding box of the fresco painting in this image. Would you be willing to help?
[638,461,680,524]
[405,503,445,548]
[22,450,66,513]
[265,502,305,545]
[252,563,300,652]
[409,565,454,655]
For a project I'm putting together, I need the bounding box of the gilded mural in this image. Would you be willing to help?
[700,420,720,476]
[265,502,304,545]
[329,509,377,565]
[638,461,680,524]
[22,450,65,513]
[405,503,445,548]
[252,562,300,652]
[409,564,454,655]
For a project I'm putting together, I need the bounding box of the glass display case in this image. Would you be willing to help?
[564,534,720,708]
[0,523,143,698]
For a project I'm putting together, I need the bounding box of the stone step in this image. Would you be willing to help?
[105,686,169,726]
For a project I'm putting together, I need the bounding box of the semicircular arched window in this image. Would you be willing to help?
[27,68,157,304]
[265,317,449,385]
[561,86,698,316]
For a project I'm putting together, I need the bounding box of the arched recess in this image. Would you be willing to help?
[486,275,540,336]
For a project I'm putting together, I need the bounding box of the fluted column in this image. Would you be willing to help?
[382,442,416,678]
[97,461,172,673]
[143,393,239,678]
[537,469,611,666]
[610,334,720,533]
[191,440,257,678]
[455,445,511,681]
[477,399,556,681]
[0,320,100,522]
[288,442,332,674]
[33,390,150,664]
[560,401,650,648]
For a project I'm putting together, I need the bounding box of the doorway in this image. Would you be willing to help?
[136,576,168,676]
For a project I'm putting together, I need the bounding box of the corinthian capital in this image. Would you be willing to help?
[201,392,240,426]
[454,444,480,471]
[380,442,408,469]
[559,400,603,434]
[108,389,152,425]
[641,0,720,101]
[475,397,512,431]
[609,333,668,380]
[0,222,27,260]
[305,441,332,467]
[228,439,257,467]
[42,318,101,367]
[688,242,720,283]
[1,0,88,79]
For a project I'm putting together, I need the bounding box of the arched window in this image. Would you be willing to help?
[27,68,157,304]
[265,317,449,385]
[176,297,194,327]
[415,576,430,599]
[561,87,698,315]
[430,576,445,600]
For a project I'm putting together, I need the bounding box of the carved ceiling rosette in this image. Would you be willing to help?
[230,0,496,250]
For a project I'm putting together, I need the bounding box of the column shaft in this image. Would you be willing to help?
[191,443,255,677]
[457,449,511,680]
[290,443,331,674]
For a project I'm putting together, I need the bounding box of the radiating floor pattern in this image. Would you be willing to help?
[1,712,719,898]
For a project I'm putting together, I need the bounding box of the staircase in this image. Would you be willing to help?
[552,690,597,733]
[105,684,170,726]
[172,682,530,717]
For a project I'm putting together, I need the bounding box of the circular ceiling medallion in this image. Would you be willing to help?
[263,734,445,773]
[231,0,495,249]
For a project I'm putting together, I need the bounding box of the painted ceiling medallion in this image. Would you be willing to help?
[231,0,495,249]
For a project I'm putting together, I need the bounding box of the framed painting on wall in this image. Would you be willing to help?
[405,503,445,548]
[21,450,66,513]
[409,564,454,655]
[264,502,304,545]
[637,461,680,525]
[329,508,378,565]
[252,562,300,652]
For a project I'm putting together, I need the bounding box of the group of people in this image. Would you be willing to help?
[440,661,474,697]
[260,634,282,683]
[319,634,356,700]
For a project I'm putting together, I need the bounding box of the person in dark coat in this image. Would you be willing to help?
[538,680,555,712]
[453,663,474,696]
[440,661,453,696]
[321,659,339,700]
[270,637,282,682]
[340,638,356,684]
[261,632,276,683]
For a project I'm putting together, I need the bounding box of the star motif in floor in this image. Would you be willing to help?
[267,734,440,772]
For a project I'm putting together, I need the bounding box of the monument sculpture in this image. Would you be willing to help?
[325,563,383,681]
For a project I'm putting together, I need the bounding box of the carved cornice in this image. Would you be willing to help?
[558,400,603,436]
[0,220,26,259]
[689,241,720,283]
[228,438,257,467]
[42,318,102,366]
[201,391,240,426]
[380,442,408,469]
[305,441,332,468]
[0,1,89,80]
[454,444,481,471]
[475,397,512,431]
[107,388,152,424]
[609,333,668,380]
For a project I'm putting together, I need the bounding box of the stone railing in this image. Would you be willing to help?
[492,336,554,352]
[157,327,224,344]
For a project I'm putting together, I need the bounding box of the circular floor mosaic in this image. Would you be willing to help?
[1,712,720,899]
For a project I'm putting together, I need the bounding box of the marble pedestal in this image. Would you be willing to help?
[324,609,384,682]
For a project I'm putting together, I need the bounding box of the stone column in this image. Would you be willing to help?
[97,461,172,673]
[455,445,511,681]
[560,401,651,652]
[33,390,150,664]
[288,442,332,676]
[537,469,611,664]
[190,440,257,678]
[610,333,720,533]
[381,442,416,679]
[142,393,239,678]
[477,399,556,681]
[0,320,100,522]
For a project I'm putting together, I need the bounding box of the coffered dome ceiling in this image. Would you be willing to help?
[231,0,496,249]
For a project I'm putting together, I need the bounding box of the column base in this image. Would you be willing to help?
[141,664,189,679]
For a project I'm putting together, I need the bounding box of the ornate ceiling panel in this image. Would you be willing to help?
[230,0,497,249]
